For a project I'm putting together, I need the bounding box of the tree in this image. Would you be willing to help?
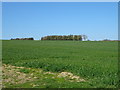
[74,35,78,41]
[41,35,84,41]
[82,35,88,41]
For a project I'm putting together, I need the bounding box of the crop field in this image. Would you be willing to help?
[2,40,118,88]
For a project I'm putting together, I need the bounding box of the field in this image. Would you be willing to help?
[2,40,118,88]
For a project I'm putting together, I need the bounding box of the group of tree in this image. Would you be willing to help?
[10,35,88,41]
[41,35,87,41]
[11,37,34,40]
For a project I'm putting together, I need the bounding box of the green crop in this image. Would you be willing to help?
[2,40,118,88]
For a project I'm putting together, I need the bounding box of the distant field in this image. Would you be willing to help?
[2,40,118,88]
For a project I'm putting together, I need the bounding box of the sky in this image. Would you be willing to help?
[2,2,118,40]
[0,2,1,57]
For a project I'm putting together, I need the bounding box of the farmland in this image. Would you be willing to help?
[2,40,118,88]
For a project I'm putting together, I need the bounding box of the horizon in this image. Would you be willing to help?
[2,2,118,40]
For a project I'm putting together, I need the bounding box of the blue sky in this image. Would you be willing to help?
[2,2,118,40]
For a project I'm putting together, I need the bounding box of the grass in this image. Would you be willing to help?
[2,40,118,88]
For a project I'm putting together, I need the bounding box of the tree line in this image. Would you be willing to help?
[10,35,88,41]
[41,35,87,41]
[11,38,34,40]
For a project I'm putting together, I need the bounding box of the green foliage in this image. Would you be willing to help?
[19,68,31,73]
[2,40,118,88]
[41,35,82,41]
[11,37,34,40]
